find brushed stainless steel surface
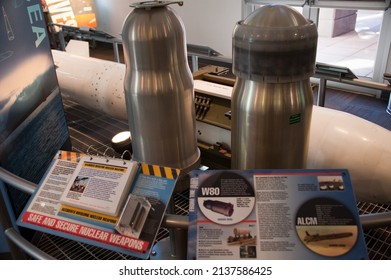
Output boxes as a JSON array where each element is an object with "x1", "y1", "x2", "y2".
[
  {"x1": 231, "y1": 79, "x2": 313, "y2": 169},
  {"x1": 122, "y1": 2, "x2": 200, "y2": 171},
  {"x1": 231, "y1": 5, "x2": 317, "y2": 169}
]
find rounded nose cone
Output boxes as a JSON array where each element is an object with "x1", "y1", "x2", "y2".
[
  {"x1": 233, "y1": 4, "x2": 318, "y2": 83},
  {"x1": 243, "y1": 4, "x2": 309, "y2": 27}
]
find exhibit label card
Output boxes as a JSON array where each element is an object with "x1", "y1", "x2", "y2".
[
  {"x1": 188, "y1": 169, "x2": 368, "y2": 260},
  {"x1": 59, "y1": 155, "x2": 139, "y2": 217}
]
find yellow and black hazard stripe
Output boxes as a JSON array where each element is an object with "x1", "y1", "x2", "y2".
[
  {"x1": 140, "y1": 163, "x2": 180, "y2": 180},
  {"x1": 58, "y1": 150, "x2": 81, "y2": 162}
]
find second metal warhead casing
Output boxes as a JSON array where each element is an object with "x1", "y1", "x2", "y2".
[{"x1": 231, "y1": 4, "x2": 318, "y2": 169}]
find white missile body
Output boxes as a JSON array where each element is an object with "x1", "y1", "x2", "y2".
[
  {"x1": 308, "y1": 106, "x2": 391, "y2": 203},
  {"x1": 52, "y1": 48, "x2": 391, "y2": 204},
  {"x1": 53, "y1": 49, "x2": 127, "y2": 120}
]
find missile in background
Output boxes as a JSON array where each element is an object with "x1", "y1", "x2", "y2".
[
  {"x1": 307, "y1": 105, "x2": 391, "y2": 203},
  {"x1": 52, "y1": 45, "x2": 391, "y2": 204},
  {"x1": 52, "y1": 47, "x2": 127, "y2": 121}
]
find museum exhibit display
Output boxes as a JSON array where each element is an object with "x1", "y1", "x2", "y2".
[{"x1": 1, "y1": 0, "x2": 391, "y2": 260}]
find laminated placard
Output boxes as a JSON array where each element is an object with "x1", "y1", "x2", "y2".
[{"x1": 60, "y1": 154, "x2": 139, "y2": 217}]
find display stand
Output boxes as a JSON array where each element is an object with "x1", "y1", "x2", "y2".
[
  {"x1": 150, "y1": 199, "x2": 188, "y2": 260},
  {"x1": 151, "y1": 232, "x2": 187, "y2": 260}
]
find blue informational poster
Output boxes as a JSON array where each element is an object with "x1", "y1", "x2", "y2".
[
  {"x1": 0, "y1": 0, "x2": 69, "y2": 186},
  {"x1": 0, "y1": 1, "x2": 58, "y2": 142},
  {"x1": 188, "y1": 169, "x2": 368, "y2": 260}
]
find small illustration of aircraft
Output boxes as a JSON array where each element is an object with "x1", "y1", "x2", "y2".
[{"x1": 304, "y1": 231, "x2": 353, "y2": 243}]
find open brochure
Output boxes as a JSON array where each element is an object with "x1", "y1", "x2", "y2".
[
  {"x1": 188, "y1": 169, "x2": 368, "y2": 260},
  {"x1": 17, "y1": 150, "x2": 180, "y2": 259}
]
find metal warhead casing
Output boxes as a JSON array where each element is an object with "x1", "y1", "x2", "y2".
[
  {"x1": 121, "y1": 1, "x2": 200, "y2": 173},
  {"x1": 231, "y1": 5, "x2": 318, "y2": 169}
]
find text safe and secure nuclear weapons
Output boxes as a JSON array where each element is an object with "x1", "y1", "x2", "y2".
[
  {"x1": 121, "y1": 1, "x2": 200, "y2": 173},
  {"x1": 231, "y1": 5, "x2": 318, "y2": 169}
]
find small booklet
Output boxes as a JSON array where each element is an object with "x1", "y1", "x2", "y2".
[{"x1": 59, "y1": 154, "x2": 139, "y2": 217}]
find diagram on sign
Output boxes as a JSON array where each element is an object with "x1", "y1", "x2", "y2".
[
  {"x1": 295, "y1": 197, "x2": 359, "y2": 257},
  {"x1": 197, "y1": 171, "x2": 255, "y2": 225}
]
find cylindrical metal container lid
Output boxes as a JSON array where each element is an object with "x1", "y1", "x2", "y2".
[{"x1": 233, "y1": 5, "x2": 318, "y2": 83}]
